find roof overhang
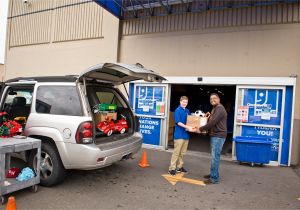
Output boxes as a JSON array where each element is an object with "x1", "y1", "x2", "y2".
[{"x1": 93, "y1": 0, "x2": 300, "y2": 20}]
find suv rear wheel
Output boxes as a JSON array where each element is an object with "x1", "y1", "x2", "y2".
[{"x1": 29, "y1": 142, "x2": 66, "y2": 187}]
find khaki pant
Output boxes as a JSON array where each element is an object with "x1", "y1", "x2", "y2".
[{"x1": 169, "y1": 139, "x2": 189, "y2": 170}]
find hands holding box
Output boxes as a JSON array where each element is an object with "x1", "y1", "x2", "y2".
[
  {"x1": 185, "y1": 125, "x2": 196, "y2": 132},
  {"x1": 186, "y1": 111, "x2": 210, "y2": 133}
]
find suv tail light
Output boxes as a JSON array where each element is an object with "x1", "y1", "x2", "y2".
[
  {"x1": 76, "y1": 121, "x2": 93, "y2": 144},
  {"x1": 134, "y1": 115, "x2": 140, "y2": 132}
]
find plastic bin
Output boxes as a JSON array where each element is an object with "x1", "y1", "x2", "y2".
[{"x1": 234, "y1": 136, "x2": 272, "y2": 166}]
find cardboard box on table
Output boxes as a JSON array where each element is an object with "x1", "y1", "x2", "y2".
[{"x1": 94, "y1": 112, "x2": 117, "y2": 124}]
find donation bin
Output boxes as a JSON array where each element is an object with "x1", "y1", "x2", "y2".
[{"x1": 234, "y1": 136, "x2": 272, "y2": 166}]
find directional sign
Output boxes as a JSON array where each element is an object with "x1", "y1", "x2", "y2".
[{"x1": 162, "y1": 173, "x2": 206, "y2": 186}]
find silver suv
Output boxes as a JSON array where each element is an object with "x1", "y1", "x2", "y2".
[{"x1": 0, "y1": 63, "x2": 164, "y2": 186}]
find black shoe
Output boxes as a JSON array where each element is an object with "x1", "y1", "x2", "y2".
[
  {"x1": 176, "y1": 167, "x2": 188, "y2": 173},
  {"x1": 204, "y1": 179, "x2": 218, "y2": 185},
  {"x1": 168, "y1": 170, "x2": 176, "y2": 176},
  {"x1": 203, "y1": 174, "x2": 211, "y2": 179},
  {"x1": 203, "y1": 179, "x2": 213, "y2": 185}
]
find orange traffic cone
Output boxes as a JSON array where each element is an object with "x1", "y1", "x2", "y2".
[
  {"x1": 6, "y1": 196, "x2": 16, "y2": 210},
  {"x1": 139, "y1": 150, "x2": 150, "y2": 168}
]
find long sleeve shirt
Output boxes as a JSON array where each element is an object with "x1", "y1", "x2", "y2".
[{"x1": 200, "y1": 104, "x2": 227, "y2": 138}]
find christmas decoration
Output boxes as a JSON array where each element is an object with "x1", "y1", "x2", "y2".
[{"x1": 0, "y1": 112, "x2": 23, "y2": 137}]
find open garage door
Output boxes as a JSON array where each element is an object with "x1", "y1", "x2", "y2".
[{"x1": 168, "y1": 84, "x2": 236, "y2": 156}]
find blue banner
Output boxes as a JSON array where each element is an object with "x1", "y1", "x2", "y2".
[
  {"x1": 139, "y1": 117, "x2": 161, "y2": 145},
  {"x1": 134, "y1": 86, "x2": 165, "y2": 116},
  {"x1": 243, "y1": 89, "x2": 282, "y2": 125},
  {"x1": 241, "y1": 126, "x2": 280, "y2": 161}
]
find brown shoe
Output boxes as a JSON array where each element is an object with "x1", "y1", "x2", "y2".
[{"x1": 203, "y1": 174, "x2": 210, "y2": 179}]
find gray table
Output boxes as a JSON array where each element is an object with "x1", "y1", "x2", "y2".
[{"x1": 0, "y1": 136, "x2": 41, "y2": 204}]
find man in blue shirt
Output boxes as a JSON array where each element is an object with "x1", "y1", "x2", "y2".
[{"x1": 168, "y1": 96, "x2": 194, "y2": 176}]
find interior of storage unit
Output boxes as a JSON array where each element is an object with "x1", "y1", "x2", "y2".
[{"x1": 168, "y1": 84, "x2": 236, "y2": 156}]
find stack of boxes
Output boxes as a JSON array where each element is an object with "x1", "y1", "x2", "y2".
[{"x1": 94, "y1": 103, "x2": 117, "y2": 124}]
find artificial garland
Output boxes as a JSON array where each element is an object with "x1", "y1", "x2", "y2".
[{"x1": 0, "y1": 112, "x2": 22, "y2": 137}]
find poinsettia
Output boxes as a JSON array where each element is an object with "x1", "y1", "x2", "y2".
[{"x1": 1, "y1": 120, "x2": 22, "y2": 137}]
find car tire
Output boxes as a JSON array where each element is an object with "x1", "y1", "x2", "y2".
[{"x1": 29, "y1": 142, "x2": 66, "y2": 187}]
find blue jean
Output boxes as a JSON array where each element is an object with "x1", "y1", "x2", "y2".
[{"x1": 210, "y1": 136, "x2": 226, "y2": 183}]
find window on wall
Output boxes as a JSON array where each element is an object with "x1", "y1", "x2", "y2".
[{"x1": 36, "y1": 86, "x2": 83, "y2": 116}]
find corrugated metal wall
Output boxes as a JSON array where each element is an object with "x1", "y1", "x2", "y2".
[
  {"x1": 54, "y1": 0, "x2": 103, "y2": 42},
  {"x1": 8, "y1": 0, "x2": 103, "y2": 48},
  {"x1": 9, "y1": 0, "x2": 52, "y2": 47},
  {"x1": 122, "y1": 2, "x2": 300, "y2": 36}
]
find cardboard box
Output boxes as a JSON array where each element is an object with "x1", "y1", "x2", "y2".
[
  {"x1": 94, "y1": 112, "x2": 117, "y2": 124},
  {"x1": 186, "y1": 115, "x2": 208, "y2": 128}
]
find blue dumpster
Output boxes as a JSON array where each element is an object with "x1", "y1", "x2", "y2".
[{"x1": 234, "y1": 136, "x2": 273, "y2": 166}]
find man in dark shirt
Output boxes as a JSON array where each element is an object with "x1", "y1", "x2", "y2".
[{"x1": 198, "y1": 93, "x2": 227, "y2": 184}]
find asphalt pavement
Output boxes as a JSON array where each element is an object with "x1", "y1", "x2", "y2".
[{"x1": 2, "y1": 149, "x2": 300, "y2": 210}]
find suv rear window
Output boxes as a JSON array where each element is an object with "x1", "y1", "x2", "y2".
[
  {"x1": 87, "y1": 86, "x2": 127, "y2": 109},
  {"x1": 36, "y1": 86, "x2": 83, "y2": 116}
]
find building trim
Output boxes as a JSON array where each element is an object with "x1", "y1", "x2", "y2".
[{"x1": 162, "y1": 76, "x2": 296, "y2": 86}]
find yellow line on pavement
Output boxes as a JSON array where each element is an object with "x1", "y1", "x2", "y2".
[{"x1": 162, "y1": 173, "x2": 206, "y2": 186}]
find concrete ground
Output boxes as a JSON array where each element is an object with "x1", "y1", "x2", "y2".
[{"x1": 3, "y1": 149, "x2": 300, "y2": 210}]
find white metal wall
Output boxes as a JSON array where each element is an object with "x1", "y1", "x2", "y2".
[{"x1": 8, "y1": 0, "x2": 103, "y2": 47}]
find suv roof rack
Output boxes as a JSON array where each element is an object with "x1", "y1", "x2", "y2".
[{"x1": 5, "y1": 75, "x2": 78, "y2": 83}]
